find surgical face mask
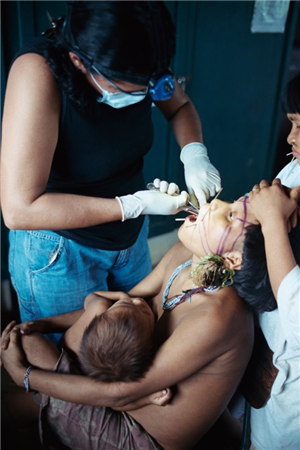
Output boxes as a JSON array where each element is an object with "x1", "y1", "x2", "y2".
[{"x1": 90, "y1": 71, "x2": 147, "y2": 109}]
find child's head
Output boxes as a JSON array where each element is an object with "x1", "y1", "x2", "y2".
[
  {"x1": 282, "y1": 73, "x2": 300, "y2": 165},
  {"x1": 281, "y1": 73, "x2": 300, "y2": 115},
  {"x1": 78, "y1": 298, "x2": 155, "y2": 382},
  {"x1": 233, "y1": 221, "x2": 300, "y2": 313}
]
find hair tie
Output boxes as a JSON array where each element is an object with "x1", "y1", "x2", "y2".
[{"x1": 190, "y1": 254, "x2": 235, "y2": 289}]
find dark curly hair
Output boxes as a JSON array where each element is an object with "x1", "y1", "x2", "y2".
[
  {"x1": 42, "y1": 33, "x2": 97, "y2": 112},
  {"x1": 234, "y1": 222, "x2": 300, "y2": 314},
  {"x1": 78, "y1": 309, "x2": 154, "y2": 382},
  {"x1": 281, "y1": 73, "x2": 300, "y2": 114},
  {"x1": 40, "y1": 1, "x2": 176, "y2": 112}
]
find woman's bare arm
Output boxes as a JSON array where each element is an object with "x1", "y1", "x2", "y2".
[
  {"x1": 1, "y1": 54, "x2": 122, "y2": 231},
  {"x1": 155, "y1": 78, "x2": 203, "y2": 148}
]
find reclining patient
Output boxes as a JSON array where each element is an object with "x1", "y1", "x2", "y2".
[{"x1": 1, "y1": 180, "x2": 299, "y2": 450}]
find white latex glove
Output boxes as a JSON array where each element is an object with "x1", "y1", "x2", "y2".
[
  {"x1": 152, "y1": 178, "x2": 180, "y2": 195},
  {"x1": 116, "y1": 185, "x2": 188, "y2": 221},
  {"x1": 180, "y1": 142, "x2": 221, "y2": 207}
]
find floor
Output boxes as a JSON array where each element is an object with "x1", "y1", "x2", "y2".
[{"x1": 148, "y1": 228, "x2": 178, "y2": 267}]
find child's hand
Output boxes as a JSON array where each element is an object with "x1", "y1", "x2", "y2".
[
  {"x1": 0, "y1": 324, "x2": 28, "y2": 385},
  {"x1": 1, "y1": 320, "x2": 17, "y2": 359},
  {"x1": 13, "y1": 320, "x2": 48, "y2": 336},
  {"x1": 249, "y1": 179, "x2": 300, "y2": 231}
]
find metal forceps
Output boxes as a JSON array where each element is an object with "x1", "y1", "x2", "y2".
[{"x1": 146, "y1": 182, "x2": 199, "y2": 215}]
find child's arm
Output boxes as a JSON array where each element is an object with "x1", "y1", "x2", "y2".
[
  {"x1": 84, "y1": 242, "x2": 183, "y2": 318},
  {"x1": 12, "y1": 309, "x2": 84, "y2": 337},
  {"x1": 84, "y1": 290, "x2": 130, "y2": 309},
  {"x1": 128, "y1": 241, "x2": 184, "y2": 316},
  {"x1": 62, "y1": 290, "x2": 135, "y2": 354},
  {"x1": 249, "y1": 179, "x2": 300, "y2": 299},
  {"x1": 12, "y1": 290, "x2": 124, "y2": 339}
]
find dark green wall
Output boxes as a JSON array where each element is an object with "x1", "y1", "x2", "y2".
[{"x1": 1, "y1": 1, "x2": 299, "y2": 277}]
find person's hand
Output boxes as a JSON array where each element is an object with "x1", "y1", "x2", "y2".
[
  {"x1": 116, "y1": 181, "x2": 188, "y2": 221},
  {"x1": 11, "y1": 320, "x2": 47, "y2": 337},
  {"x1": 1, "y1": 322, "x2": 28, "y2": 386},
  {"x1": 0, "y1": 320, "x2": 17, "y2": 358},
  {"x1": 180, "y1": 143, "x2": 221, "y2": 207},
  {"x1": 249, "y1": 179, "x2": 300, "y2": 231},
  {"x1": 144, "y1": 388, "x2": 172, "y2": 407},
  {"x1": 149, "y1": 178, "x2": 180, "y2": 195}
]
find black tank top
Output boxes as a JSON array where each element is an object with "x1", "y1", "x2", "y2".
[{"x1": 13, "y1": 36, "x2": 154, "y2": 250}]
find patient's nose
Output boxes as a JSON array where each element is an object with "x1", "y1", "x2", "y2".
[{"x1": 210, "y1": 199, "x2": 221, "y2": 211}]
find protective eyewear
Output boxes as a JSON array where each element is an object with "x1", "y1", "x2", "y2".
[{"x1": 91, "y1": 66, "x2": 175, "y2": 101}]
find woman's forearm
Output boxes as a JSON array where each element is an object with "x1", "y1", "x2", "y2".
[
  {"x1": 36, "y1": 310, "x2": 84, "y2": 333},
  {"x1": 2, "y1": 192, "x2": 122, "y2": 230},
  {"x1": 28, "y1": 368, "x2": 134, "y2": 407},
  {"x1": 170, "y1": 100, "x2": 203, "y2": 149}
]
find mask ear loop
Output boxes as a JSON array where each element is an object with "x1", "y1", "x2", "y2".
[{"x1": 201, "y1": 188, "x2": 223, "y2": 222}]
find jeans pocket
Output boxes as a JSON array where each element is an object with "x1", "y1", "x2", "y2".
[{"x1": 26, "y1": 230, "x2": 65, "y2": 274}]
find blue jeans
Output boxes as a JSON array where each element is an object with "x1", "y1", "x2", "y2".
[{"x1": 9, "y1": 217, "x2": 152, "y2": 343}]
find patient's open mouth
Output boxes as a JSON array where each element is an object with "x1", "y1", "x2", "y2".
[{"x1": 188, "y1": 215, "x2": 197, "y2": 223}]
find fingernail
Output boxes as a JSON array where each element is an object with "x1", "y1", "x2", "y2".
[
  {"x1": 20, "y1": 330, "x2": 25, "y2": 335},
  {"x1": 162, "y1": 389, "x2": 167, "y2": 394}
]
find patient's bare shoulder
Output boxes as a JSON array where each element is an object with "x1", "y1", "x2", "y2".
[{"x1": 184, "y1": 287, "x2": 253, "y2": 353}]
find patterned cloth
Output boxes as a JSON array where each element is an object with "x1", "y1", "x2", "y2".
[{"x1": 34, "y1": 350, "x2": 163, "y2": 450}]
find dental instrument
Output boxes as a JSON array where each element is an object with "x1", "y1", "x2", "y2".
[{"x1": 201, "y1": 187, "x2": 224, "y2": 221}]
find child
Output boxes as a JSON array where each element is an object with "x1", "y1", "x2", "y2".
[
  {"x1": 14, "y1": 290, "x2": 156, "y2": 383},
  {"x1": 240, "y1": 73, "x2": 300, "y2": 450},
  {"x1": 232, "y1": 73, "x2": 300, "y2": 450},
  {"x1": 2, "y1": 182, "x2": 299, "y2": 450},
  {"x1": 277, "y1": 72, "x2": 300, "y2": 186}
]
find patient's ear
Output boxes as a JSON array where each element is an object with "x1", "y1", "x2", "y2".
[{"x1": 223, "y1": 251, "x2": 243, "y2": 270}]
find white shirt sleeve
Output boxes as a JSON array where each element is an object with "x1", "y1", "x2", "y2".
[{"x1": 277, "y1": 265, "x2": 300, "y2": 349}]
